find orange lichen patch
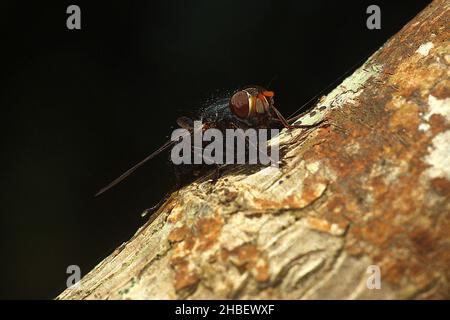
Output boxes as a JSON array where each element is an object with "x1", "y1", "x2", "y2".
[
  {"x1": 173, "y1": 228, "x2": 196, "y2": 254},
  {"x1": 430, "y1": 79, "x2": 450, "y2": 100},
  {"x1": 305, "y1": 216, "x2": 348, "y2": 236},
  {"x1": 303, "y1": 127, "x2": 345, "y2": 161},
  {"x1": 169, "y1": 225, "x2": 201, "y2": 292},
  {"x1": 408, "y1": 224, "x2": 437, "y2": 256},
  {"x1": 352, "y1": 219, "x2": 405, "y2": 249},
  {"x1": 168, "y1": 225, "x2": 190, "y2": 243},
  {"x1": 170, "y1": 230, "x2": 195, "y2": 266},
  {"x1": 377, "y1": 176, "x2": 424, "y2": 217},
  {"x1": 304, "y1": 124, "x2": 382, "y2": 183},
  {"x1": 227, "y1": 244, "x2": 259, "y2": 269},
  {"x1": 300, "y1": 175, "x2": 328, "y2": 200},
  {"x1": 394, "y1": 63, "x2": 443, "y2": 98},
  {"x1": 224, "y1": 244, "x2": 269, "y2": 283},
  {"x1": 168, "y1": 216, "x2": 223, "y2": 288},
  {"x1": 306, "y1": 217, "x2": 332, "y2": 233},
  {"x1": 170, "y1": 258, "x2": 200, "y2": 292},
  {"x1": 195, "y1": 216, "x2": 223, "y2": 251},
  {"x1": 279, "y1": 193, "x2": 313, "y2": 209},
  {"x1": 183, "y1": 233, "x2": 196, "y2": 252},
  {"x1": 251, "y1": 197, "x2": 283, "y2": 209},
  {"x1": 219, "y1": 247, "x2": 230, "y2": 262},
  {"x1": 344, "y1": 160, "x2": 444, "y2": 289},
  {"x1": 326, "y1": 196, "x2": 346, "y2": 215},
  {"x1": 166, "y1": 205, "x2": 183, "y2": 224},
  {"x1": 388, "y1": 101, "x2": 421, "y2": 133},
  {"x1": 313, "y1": 125, "x2": 333, "y2": 140},
  {"x1": 368, "y1": 175, "x2": 389, "y2": 203},
  {"x1": 429, "y1": 114, "x2": 449, "y2": 135},
  {"x1": 375, "y1": 219, "x2": 446, "y2": 290},
  {"x1": 345, "y1": 238, "x2": 365, "y2": 257},
  {"x1": 252, "y1": 194, "x2": 314, "y2": 211},
  {"x1": 379, "y1": 258, "x2": 406, "y2": 286},
  {"x1": 284, "y1": 194, "x2": 306, "y2": 208},
  {"x1": 250, "y1": 177, "x2": 327, "y2": 211},
  {"x1": 386, "y1": 40, "x2": 445, "y2": 98},
  {"x1": 254, "y1": 260, "x2": 270, "y2": 283},
  {"x1": 384, "y1": 96, "x2": 406, "y2": 112},
  {"x1": 433, "y1": 243, "x2": 450, "y2": 282},
  {"x1": 430, "y1": 177, "x2": 450, "y2": 197}
]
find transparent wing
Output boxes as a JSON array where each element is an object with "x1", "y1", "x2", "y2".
[{"x1": 95, "y1": 139, "x2": 176, "y2": 197}]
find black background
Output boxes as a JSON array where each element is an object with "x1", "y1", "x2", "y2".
[{"x1": 1, "y1": 0, "x2": 431, "y2": 299}]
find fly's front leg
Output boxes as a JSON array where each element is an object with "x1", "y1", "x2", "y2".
[
  {"x1": 269, "y1": 104, "x2": 291, "y2": 128},
  {"x1": 269, "y1": 104, "x2": 319, "y2": 129}
]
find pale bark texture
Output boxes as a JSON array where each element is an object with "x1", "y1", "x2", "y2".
[{"x1": 58, "y1": 0, "x2": 449, "y2": 299}]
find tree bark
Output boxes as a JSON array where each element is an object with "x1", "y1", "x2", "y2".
[{"x1": 58, "y1": 0, "x2": 450, "y2": 299}]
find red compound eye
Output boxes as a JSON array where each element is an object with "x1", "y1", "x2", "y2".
[{"x1": 229, "y1": 91, "x2": 250, "y2": 118}]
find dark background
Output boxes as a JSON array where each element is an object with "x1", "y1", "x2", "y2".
[{"x1": 0, "y1": 0, "x2": 431, "y2": 299}]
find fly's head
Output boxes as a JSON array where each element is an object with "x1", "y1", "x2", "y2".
[{"x1": 229, "y1": 86, "x2": 275, "y2": 123}]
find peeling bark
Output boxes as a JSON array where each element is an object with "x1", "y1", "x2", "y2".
[{"x1": 58, "y1": 0, "x2": 450, "y2": 300}]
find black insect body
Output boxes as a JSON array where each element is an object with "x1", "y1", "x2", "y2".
[{"x1": 181, "y1": 86, "x2": 291, "y2": 132}]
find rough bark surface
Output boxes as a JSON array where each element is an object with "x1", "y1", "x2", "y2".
[{"x1": 58, "y1": 0, "x2": 449, "y2": 299}]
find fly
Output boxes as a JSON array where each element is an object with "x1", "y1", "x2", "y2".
[
  {"x1": 95, "y1": 54, "x2": 371, "y2": 196},
  {"x1": 95, "y1": 85, "x2": 310, "y2": 197}
]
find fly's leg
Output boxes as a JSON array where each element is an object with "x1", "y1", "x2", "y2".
[
  {"x1": 269, "y1": 104, "x2": 292, "y2": 128},
  {"x1": 287, "y1": 113, "x2": 306, "y2": 123},
  {"x1": 270, "y1": 116, "x2": 319, "y2": 129},
  {"x1": 269, "y1": 104, "x2": 321, "y2": 129}
]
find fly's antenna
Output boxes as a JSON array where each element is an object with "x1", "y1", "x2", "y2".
[{"x1": 288, "y1": 53, "x2": 372, "y2": 119}]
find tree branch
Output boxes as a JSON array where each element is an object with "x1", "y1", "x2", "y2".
[{"x1": 58, "y1": 0, "x2": 450, "y2": 299}]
